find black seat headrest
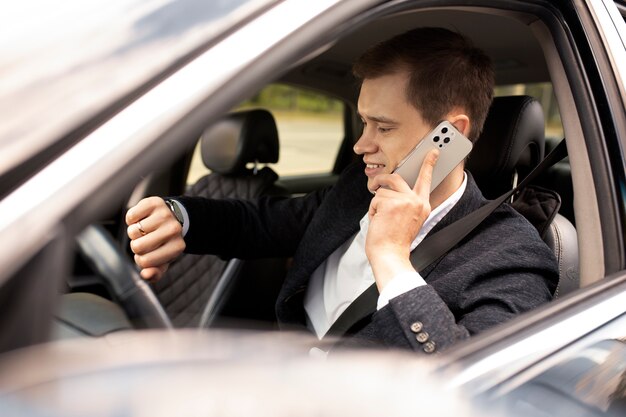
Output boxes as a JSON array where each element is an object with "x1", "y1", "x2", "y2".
[
  {"x1": 467, "y1": 96, "x2": 545, "y2": 199},
  {"x1": 200, "y1": 109, "x2": 279, "y2": 175}
]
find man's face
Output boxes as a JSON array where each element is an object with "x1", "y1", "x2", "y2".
[{"x1": 354, "y1": 72, "x2": 433, "y2": 193}]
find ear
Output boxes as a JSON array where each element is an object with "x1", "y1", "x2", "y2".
[{"x1": 447, "y1": 113, "x2": 471, "y2": 138}]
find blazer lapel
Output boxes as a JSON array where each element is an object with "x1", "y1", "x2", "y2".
[
  {"x1": 419, "y1": 172, "x2": 487, "y2": 277},
  {"x1": 276, "y1": 163, "x2": 371, "y2": 325}
]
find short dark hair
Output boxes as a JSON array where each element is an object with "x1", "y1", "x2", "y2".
[{"x1": 352, "y1": 27, "x2": 494, "y2": 142}]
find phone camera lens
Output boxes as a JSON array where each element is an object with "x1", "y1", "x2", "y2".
[
  {"x1": 444, "y1": 137, "x2": 450, "y2": 144},
  {"x1": 439, "y1": 144, "x2": 443, "y2": 148},
  {"x1": 441, "y1": 127, "x2": 448, "y2": 134},
  {"x1": 433, "y1": 136, "x2": 440, "y2": 142}
]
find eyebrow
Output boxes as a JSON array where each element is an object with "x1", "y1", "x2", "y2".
[{"x1": 358, "y1": 112, "x2": 399, "y2": 125}]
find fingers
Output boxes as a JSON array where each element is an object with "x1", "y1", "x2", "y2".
[
  {"x1": 126, "y1": 197, "x2": 164, "y2": 226},
  {"x1": 128, "y1": 221, "x2": 147, "y2": 240},
  {"x1": 130, "y1": 220, "x2": 183, "y2": 255},
  {"x1": 368, "y1": 151, "x2": 437, "y2": 222},
  {"x1": 140, "y1": 264, "x2": 169, "y2": 282},
  {"x1": 126, "y1": 196, "x2": 185, "y2": 281},
  {"x1": 133, "y1": 238, "x2": 185, "y2": 272},
  {"x1": 369, "y1": 186, "x2": 428, "y2": 220},
  {"x1": 413, "y1": 149, "x2": 439, "y2": 198},
  {"x1": 126, "y1": 197, "x2": 175, "y2": 240},
  {"x1": 126, "y1": 208, "x2": 182, "y2": 244},
  {"x1": 368, "y1": 183, "x2": 397, "y2": 220},
  {"x1": 370, "y1": 173, "x2": 412, "y2": 193}
]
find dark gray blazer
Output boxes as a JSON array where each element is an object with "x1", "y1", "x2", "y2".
[{"x1": 179, "y1": 162, "x2": 558, "y2": 354}]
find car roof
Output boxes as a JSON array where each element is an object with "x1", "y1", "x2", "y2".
[
  {"x1": 281, "y1": 8, "x2": 548, "y2": 103},
  {"x1": 0, "y1": 0, "x2": 274, "y2": 194}
]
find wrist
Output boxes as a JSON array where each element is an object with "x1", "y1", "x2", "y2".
[{"x1": 369, "y1": 251, "x2": 415, "y2": 291}]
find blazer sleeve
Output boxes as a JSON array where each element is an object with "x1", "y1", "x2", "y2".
[
  {"x1": 352, "y1": 210, "x2": 559, "y2": 354},
  {"x1": 175, "y1": 187, "x2": 331, "y2": 259}
]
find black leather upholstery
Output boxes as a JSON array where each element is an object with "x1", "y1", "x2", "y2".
[
  {"x1": 544, "y1": 213, "x2": 580, "y2": 297},
  {"x1": 153, "y1": 109, "x2": 286, "y2": 327},
  {"x1": 468, "y1": 95, "x2": 578, "y2": 297},
  {"x1": 539, "y1": 138, "x2": 577, "y2": 295},
  {"x1": 153, "y1": 168, "x2": 281, "y2": 327},
  {"x1": 467, "y1": 96, "x2": 545, "y2": 199},
  {"x1": 538, "y1": 137, "x2": 575, "y2": 226}
]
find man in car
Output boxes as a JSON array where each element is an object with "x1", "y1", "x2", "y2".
[{"x1": 125, "y1": 27, "x2": 558, "y2": 354}]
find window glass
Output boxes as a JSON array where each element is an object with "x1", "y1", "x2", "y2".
[
  {"x1": 492, "y1": 307, "x2": 626, "y2": 416},
  {"x1": 187, "y1": 84, "x2": 345, "y2": 184},
  {"x1": 494, "y1": 82, "x2": 564, "y2": 140}
]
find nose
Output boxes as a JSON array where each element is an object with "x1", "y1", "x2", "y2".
[{"x1": 353, "y1": 130, "x2": 377, "y2": 155}]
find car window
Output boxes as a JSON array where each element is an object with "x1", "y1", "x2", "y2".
[
  {"x1": 187, "y1": 84, "x2": 345, "y2": 184},
  {"x1": 489, "y1": 307, "x2": 626, "y2": 417},
  {"x1": 488, "y1": 338, "x2": 626, "y2": 416},
  {"x1": 495, "y1": 82, "x2": 564, "y2": 140}
]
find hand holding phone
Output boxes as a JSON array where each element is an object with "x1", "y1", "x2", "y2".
[{"x1": 393, "y1": 121, "x2": 472, "y2": 192}]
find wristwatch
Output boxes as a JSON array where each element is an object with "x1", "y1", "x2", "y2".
[{"x1": 163, "y1": 198, "x2": 184, "y2": 227}]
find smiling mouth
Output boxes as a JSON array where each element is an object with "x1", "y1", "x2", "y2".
[{"x1": 366, "y1": 163, "x2": 384, "y2": 169}]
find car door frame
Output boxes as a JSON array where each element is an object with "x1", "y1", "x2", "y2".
[{"x1": 433, "y1": 0, "x2": 626, "y2": 395}]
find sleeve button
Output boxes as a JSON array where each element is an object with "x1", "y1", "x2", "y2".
[
  {"x1": 415, "y1": 332, "x2": 429, "y2": 343},
  {"x1": 423, "y1": 341, "x2": 436, "y2": 354},
  {"x1": 410, "y1": 321, "x2": 423, "y2": 333}
]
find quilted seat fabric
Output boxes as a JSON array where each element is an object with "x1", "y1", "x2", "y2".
[{"x1": 152, "y1": 167, "x2": 279, "y2": 327}]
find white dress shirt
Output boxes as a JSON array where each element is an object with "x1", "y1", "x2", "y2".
[{"x1": 304, "y1": 173, "x2": 467, "y2": 339}]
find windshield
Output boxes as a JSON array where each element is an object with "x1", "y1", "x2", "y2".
[{"x1": 0, "y1": 0, "x2": 274, "y2": 179}]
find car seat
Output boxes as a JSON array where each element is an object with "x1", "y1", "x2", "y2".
[
  {"x1": 467, "y1": 95, "x2": 579, "y2": 297},
  {"x1": 152, "y1": 109, "x2": 288, "y2": 327},
  {"x1": 539, "y1": 137, "x2": 575, "y2": 226}
]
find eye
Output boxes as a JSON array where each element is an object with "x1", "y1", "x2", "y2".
[{"x1": 377, "y1": 126, "x2": 392, "y2": 133}]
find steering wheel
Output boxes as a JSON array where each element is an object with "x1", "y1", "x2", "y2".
[{"x1": 75, "y1": 225, "x2": 173, "y2": 329}]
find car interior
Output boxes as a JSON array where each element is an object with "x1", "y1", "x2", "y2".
[{"x1": 47, "y1": 4, "x2": 607, "y2": 348}]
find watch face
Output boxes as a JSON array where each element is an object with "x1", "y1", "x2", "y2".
[{"x1": 166, "y1": 199, "x2": 184, "y2": 225}]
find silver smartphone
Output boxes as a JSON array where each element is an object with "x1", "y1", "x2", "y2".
[{"x1": 393, "y1": 121, "x2": 473, "y2": 192}]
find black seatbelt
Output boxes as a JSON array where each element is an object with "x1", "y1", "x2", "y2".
[
  {"x1": 325, "y1": 139, "x2": 568, "y2": 340},
  {"x1": 325, "y1": 283, "x2": 379, "y2": 338}
]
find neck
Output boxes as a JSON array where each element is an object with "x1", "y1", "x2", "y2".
[{"x1": 429, "y1": 165, "x2": 465, "y2": 209}]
